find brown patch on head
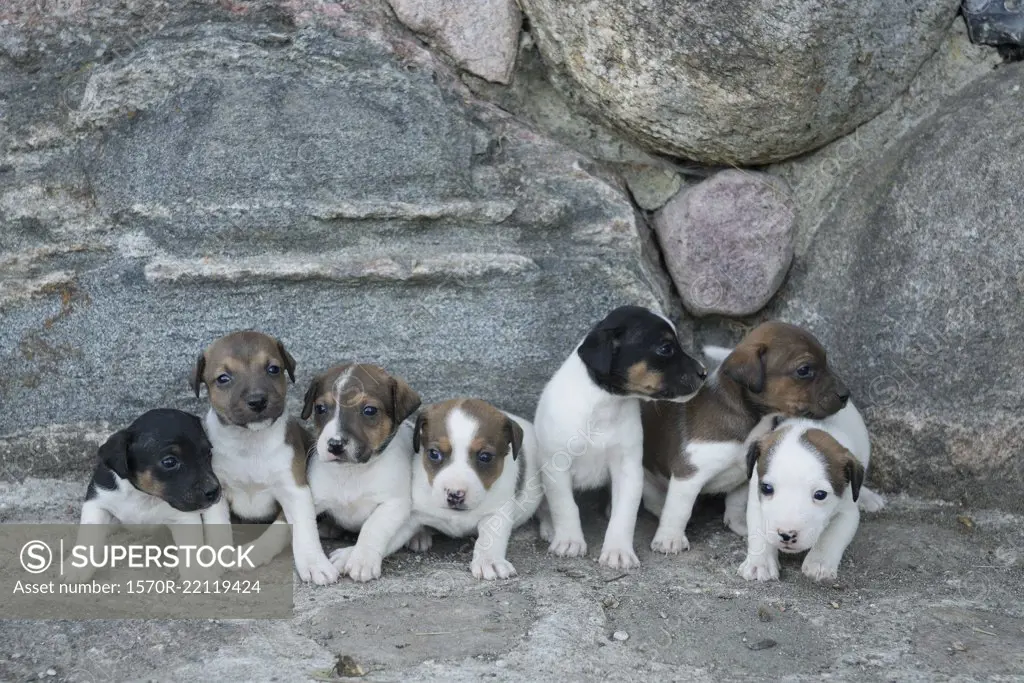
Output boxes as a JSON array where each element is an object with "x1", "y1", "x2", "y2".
[
  {"x1": 301, "y1": 365, "x2": 348, "y2": 437},
  {"x1": 751, "y1": 425, "x2": 790, "y2": 483},
  {"x1": 134, "y1": 469, "x2": 166, "y2": 499},
  {"x1": 801, "y1": 429, "x2": 864, "y2": 501},
  {"x1": 414, "y1": 399, "x2": 522, "y2": 491},
  {"x1": 191, "y1": 331, "x2": 297, "y2": 426},
  {"x1": 625, "y1": 360, "x2": 665, "y2": 396},
  {"x1": 330, "y1": 364, "x2": 421, "y2": 462},
  {"x1": 721, "y1": 322, "x2": 850, "y2": 420}
]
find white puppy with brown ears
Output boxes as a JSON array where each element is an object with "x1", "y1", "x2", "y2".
[{"x1": 739, "y1": 402, "x2": 884, "y2": 582}]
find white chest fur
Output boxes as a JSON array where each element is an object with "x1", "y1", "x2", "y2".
[
  {"x1": 204, "y1": 410, "x2": 296, "y2": 520},
  {"x1": 309, "y1": 423, "x2": 415, "y2": 531}
]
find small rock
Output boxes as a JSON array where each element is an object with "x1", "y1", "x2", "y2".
[
  {"x1": 653, "y1": 170, "x2": 795, "y2": 317},
  {"x1": 46, "y1": 670, "x2": 56, "y2": 677},
  {"x1": 601, "y1": 597, "x2": 619, "y2": 609},
  {"x1": 957, "y1": 515, "x2": 975, "y2": 530},
  {"x1": 659, "y1": 612, "x2": 667, "y2": 620},
  {"x1": 830, "y1": 601, "x2": 841, "y2": 609},
  {"x1": 612, "y1": 631, "x2": 629, "y2": 642},
  {"x1": 747, "y1": 639, "x2": 777, "y2": 651},
  {"x1": 332, "y1": 655, "x2": 366, "y2": 678},
  {"x1": 757, "y1": 606, "x2": 773, "y2": 623},
  {"x1": 622, "y1": 166, "x2": 684, "y2": 211}
]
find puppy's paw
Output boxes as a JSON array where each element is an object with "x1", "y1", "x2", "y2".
[
  {"x1": 857, "y1": 487, "x2": 886, "y2": 513},
  {"x1": 724, "y1": 512, "x2": 748, "y2": 537},
  {"x1": 295, "y1": 551, "x2": 340, "y2": 585},
  {"x1": 406, "y1": 529, "x2": 433, "y2": 553},
  {"x1": 598, "y1": 546, "x2": 640, "y2": 570},
  {"x1": 548, "y1": 536, "x2": 587, "y2": 558},
  {"x1": 538, "y1": 518, "x2": 554, "y2": 543},
  {"x1": 471, "y1": 555, "x2": 517, "y2": 580},
  {"x1": 739, "y1": 554, "x2": 780, "y2": 582},
  {"x1": 329, "y1": 546, "x2": 353, "y2": 571},
  {"x1": 344, "y1": 547, "x2": 383, "y2": 583},
  {"x1": 238, "y1": 542, "x2": 277, "y2": 570},
  {"x1": 801, "y1": 555, "x2": 839, "y2": 582},
  {"x1": 651, "y1": 531, "x2": 690, "y2": 554},
  {"x1": 61, "y1": 563, "x2": 96, "y2": 585}
]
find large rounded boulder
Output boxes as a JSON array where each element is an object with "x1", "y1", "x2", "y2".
[{"x1": 519, "y1": 0, "x2": 958, "y2": 164}]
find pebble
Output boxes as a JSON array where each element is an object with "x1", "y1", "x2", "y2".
[
  {"x1": 612, "y1": 631, "x2": 629, "y2": 642},
  {"x1": 747, "y1": 639, "x2": 777, "y2": 651}
]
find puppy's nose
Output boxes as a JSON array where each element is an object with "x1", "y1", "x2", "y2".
[
  {"x1": 247, "y1": 393, "x2": 268, "y2": 413},
  {"x1": 446, "y1": 489, "x2": 466, "y2": 509},
  {"x1": 327, "y1": 438, "x2": 347, "y2": 456},
  {"x1": 777, "y1": 530, "x2": 798, "y2": 543},
  {"x1": 837, "y1": 387, "x2": 851, "y2": 406},
  {"x1": 697, "y1": 364, "x2": 708, "y2": 381},
  {"x1": 203, "y1": 483, "x2": 221, "y2": 503}
]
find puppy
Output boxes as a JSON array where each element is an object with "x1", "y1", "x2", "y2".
[
  {"x1": 301, "y1": 364, "x2": 421, "y2": 582},
  {"x1": 407, "y1": 399, "x2": 542, "y2": 580},
  {"x1": 641, "y1": 322, "x2": 851, "y2": 554},
  {"x1": 66, "y1": 409, "x2": 221, "y2": 582},
  {"x1": 534, "y1": 305, "x2": 706, "y2": 569},
  {"x1": 739, "y1": 402, "x2": 882, "y2": 582},
  {"x1": 194, "y1": 331, "x2": 338, "y2": 585}
]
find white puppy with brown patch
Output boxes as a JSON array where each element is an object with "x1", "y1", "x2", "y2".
[{"x1": 739, "y1": 402, "x2": 884, "y2": 582}]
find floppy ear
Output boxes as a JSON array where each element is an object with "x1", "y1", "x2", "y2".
[
  {"x1": 577, "y1": 328, "x2": 616, "y2": 377},
  {"x1": 745, "y1": 441, "x2": 761, "y2": 481},
  {"x1": 277, "y1": 340, "x2": 297, "y2": 383},
  {"x1": 412, "y1": 412, "x2": 426, "y2": 454},
  {"x1": 504, "y1": 418, "x2": 524, "y2": 461},
  {"x1": 300, "y1": 376, "x2": 321, "y2": 421},
  {"x1": 391, "y1": 377, "x2": 421, "y2": 424},
  {"x1": 723, "y1": 343, "x2": 766, "y2": 393},
  {"x1": 846, "y1": 457, "x2": 865, "y2": 502},
  {"x1": 190, "y1": 352, "x2": 206, "y2": 397},
  {"x1": 98, "y1": 429, "x2": 131, "y2": 479}
]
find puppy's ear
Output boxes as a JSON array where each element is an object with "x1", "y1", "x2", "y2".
[
  {"x1": 301, "y1": 376, "x2": 321, "y2": 421},
  {"x1": 412, "y1": 412, "x2": 426, "y2": 454},
  {"x1": 190, "y1": 352, "x2": 206, "y2": 398},
  {"x1": 745, "y1": 441, "x2": 761, "y2": 481},
  {"x1": 577, "y1": 328, "x2": 617, "y2": 377},
  {"x1": 277, "y1": 340, "x2": 297, "y2": 383},
  {"x1": 846, "y1": 457, "x2": 865, "y2": 502},
  {"x1": 505, "y1": 418, "x2": 524, "y2": 461},
  {"x1": 391, "y1": 377, "x2": 421, "y2": 425},
  {"x1": 98, "y1": 429, "x2": 131, "y2": 479},
  {"x1": 723, "y1": 343, "x2": 766, "y2": 393}
]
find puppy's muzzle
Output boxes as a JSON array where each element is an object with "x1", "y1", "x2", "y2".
[
  {"x1": 776, "y1": 529, "x2": 801, "y2": 552},
  {"x1": 202, "y1": 481, "x2": 222, "y2": 506},
  {"x1": 245, "y1": 391, "x2": 269, "y2": 414},
  {"x1": 445, "y1": 489, "x2": 467, "y2": 510},
  {"x1": 326, "y1": 437, "x2": 348, "y2": 458}
]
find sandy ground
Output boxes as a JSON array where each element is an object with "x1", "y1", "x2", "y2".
[{"x1": 1, "y1": 478, "x2": 1022, "y2": 682}]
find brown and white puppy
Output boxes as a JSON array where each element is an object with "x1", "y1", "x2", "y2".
[
  {"x1": 194, "y1": 330, "x2": 339, "y2": 585},
  {"x1": 641, "y1": 322, "x2": 851, "y2": 554},
  {"x1": 302, "y1": 363, "x2": 421, "y2": 582}
]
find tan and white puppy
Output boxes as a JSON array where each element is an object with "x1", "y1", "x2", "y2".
[
  {"x1": 739, "y1": 402, "x2": 882, "y2": 582},
  {"x1": 301, "y1": 364, "x2": 421, "y2": 583},
  {"x1": 408, "y1": 399, "x2": 541, "y2": 580},
  {"x1": 194, "y1": 331, "x2": 339, "y2": 585},
  {"x1": 641, "y1": 322, "x2": 851, "y2": 554}
]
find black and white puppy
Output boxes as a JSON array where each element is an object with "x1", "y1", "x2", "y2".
[
  {"x1": 534, "y1": 305, "x2": 706, "y2": 569},
  {"x1": 66, "y1": 409, "x2": 222, "y2": 582}
]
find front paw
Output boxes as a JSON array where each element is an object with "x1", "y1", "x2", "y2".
[
  {"x1": 739, "y1": 553, "x2": 780, "y2": 581},
  {"x1": 471, "y1": 555, "x2": 517, "y2": 580},
  {"x1": 548, "y1": 536, "x2": 587, "y2": 558},
  {"x1": 61, "y1": 563, "x2": 95, "y2": 584},
  {"x1": 651, "y1": 530, "x2": 690, "y2": 554},
  {"x1": 598, "y1": 546, "x2": 639, "y2": 570},
  {"x1": 295, "y1": 551, "x2": 340, "y2": 585},
  {"x1": 343, "y1": 547, "x2": 383, "y2": 583},
  {"x1": 724, "y1": 512, "x2": 748, "y2": 536},
  {"x1": 406, "y1": 529, "x2": 433, "y2": 553},
  {"x1": 538, "y1": 518, "x2": 554, "y2": 542},
  {"x1": 801, "y1": 555, "x2": 839, "y2": 582}
]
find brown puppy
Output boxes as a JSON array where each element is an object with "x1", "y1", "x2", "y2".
[
  {"x1": 641, "y1": 322, "x2": 850, "y2": 554},
  {"x1": 195, "y1": 331, "x2": 339, "y2": 585}
]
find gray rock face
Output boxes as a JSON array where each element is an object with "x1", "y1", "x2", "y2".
[
  {"x1": 775, "y1": 63, "x2": 1024, "y2": 512},
  {"x1": 519, "y1": 0, "x2": 959, "y2": 164},
  {"x1": 0, "y1": 5, "x2": 671, "y2": 479},
  {"x1": 388, "y1": 0, "x2": 521, "y2": 83},
  {"x1": 654, "y1": 171, "x2": 795, "y2": 317}
]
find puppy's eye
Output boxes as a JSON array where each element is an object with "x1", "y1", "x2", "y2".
[
  {"x1": 314, "y1": 404, "x2": 328, "y2": 415},
  {"x1": 477, "y1": 451, "x2": 495, "y2": 464},
  {"x1": 759, "y1": 482, "x2": 774, "y2": 496},
  {"x1": 267, "y1": 364, "x2": 281, "y2": 375},
  {"x1": 655, "y1": 342, "x2": 675, "y2": 357},
  {"x1": 160, "y1": 456, "x2": 180, "y2": 471},
  {"x1": 795, "y1": 364, "x2": 815, "y2": 379},
  {"x1": 427, "y1": 448, "x2": 443, "y2": 462},
  {"x1": 813, "y1": 490, "x2": 828, "y2": 501},
  {"x1": 216, "y1": 374, "x2": 231, "y2": 385},
  {"x1": 362, "y1": 405, "x2": 378, "y2": 417}
]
